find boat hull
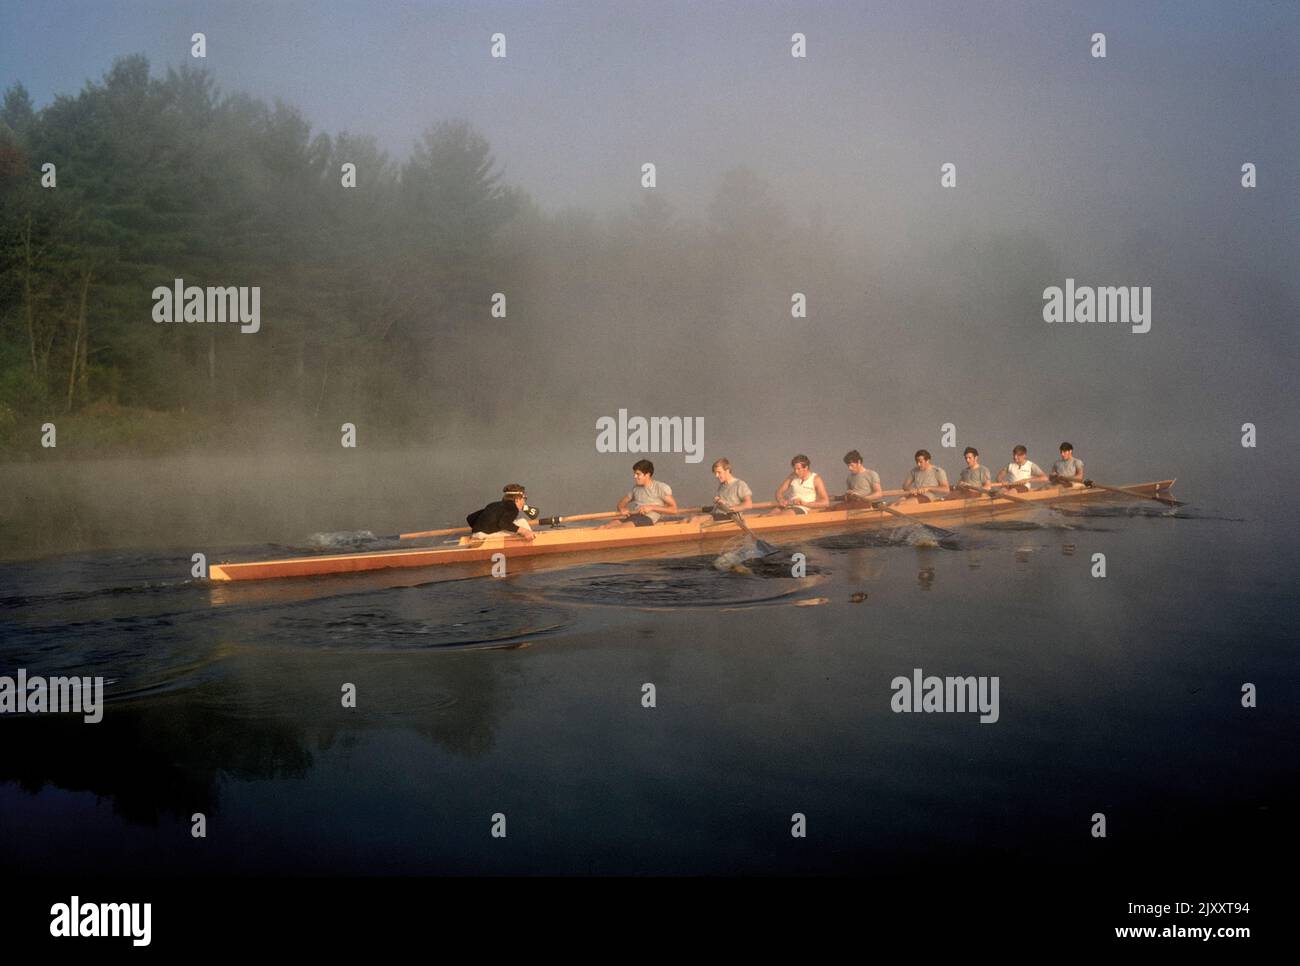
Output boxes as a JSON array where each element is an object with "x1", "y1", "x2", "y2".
[{"x1": 208, "y1": 480, "x2": 1175, "y2": 582}]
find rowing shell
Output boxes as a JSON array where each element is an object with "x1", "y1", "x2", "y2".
[{"x1": 208, "y1": 480, "x2": 1175, "y2": 582}]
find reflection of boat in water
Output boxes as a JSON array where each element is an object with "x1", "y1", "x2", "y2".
[{"x1": 209, "y1": 480, "x2": 1175, "y2": 582}]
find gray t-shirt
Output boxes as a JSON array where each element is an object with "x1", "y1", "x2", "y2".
[
  {"x1": 714, "y1": 478, "x2": 753, "y2": 508},
  {"x1": 846, "y1": 469, "x2": 881, "y2": 496},
  {"x1": 907, "y1": 465, "x2": 949, "y2": 489},
  {"x1": 1053, "y1": 457, "x2": 1084, "y2": 478},
  {"x1": 959, "y1": 465, "x2": 992, "y2": 487},
  {"x1": 626, "y1": 480, "x2": 673, "y2": 522}
]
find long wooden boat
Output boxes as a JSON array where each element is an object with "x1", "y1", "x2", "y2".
[{"x1": 208, "y1": 480, "x2": 1175, "y2": 582}]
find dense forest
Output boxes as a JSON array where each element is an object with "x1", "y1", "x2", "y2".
[
  {"x1": 0, "y1": 55, "x2": 845, "y2": 453},
  {"x1": 9, "y1": 56, "x2": 1275, "y2": 463}
]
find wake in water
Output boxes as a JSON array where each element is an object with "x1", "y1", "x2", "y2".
[
  {"x1": 1058, "y1": 504, "x2": 1242, "y2": 522},
  {"x1": 306, "y1": 530, "x2": 381, "y2": 550},
  {"x1": 977, "y1": 515, "x2": 1095, "y2": 532},
  {"x1": 712, "y1": 538, "x2": 788, "y2": 571},
  {"x1": 814, "y1": 526, "x2": 960, "y2": 550},
  {"x1": 517, "y1": 556, "x2": 824, "y2": 608}
]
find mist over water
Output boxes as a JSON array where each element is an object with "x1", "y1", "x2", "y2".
[
  {"x1": 2, "y1": 2, "x2": 1297, "y2": 551},
  {"x1": 1, "y1": 433, "x2": 1292, "y2": 564}
]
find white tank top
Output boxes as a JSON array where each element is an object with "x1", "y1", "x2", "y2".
[
  {"x1": 788, "y1": 472, "x2": 818, "y2": 504},
  {"x1": 1006, "y1": 462, "x2": 1031, "y2": 482}
]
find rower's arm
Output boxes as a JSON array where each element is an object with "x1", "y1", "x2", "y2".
[
  {"x1": 616, "y1": 493, "x2": 632, "y2": 514},
  {"x1": 659, "y1": 492, "x2": 678, "y2": 513},
  {"x1": 774, "y1": 476, "x2": 792, "y2": 503},
  {"x1": 810, "y1": 475, "x2": 831, "y2": 508}
]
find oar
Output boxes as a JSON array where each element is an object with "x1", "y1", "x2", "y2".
[
  {"x1": 1068, "y1": 478, "x2": 1184, "y2": 507},
  {"x1": 873, "y1": 500, "x2": 959, "y2": 540},
  {"x1": 974, "y1": 482, "x2": 1038, "y2": 505},
  {"x1": 958, "y1": 481, "x2": 1074, "y2": 512},
  {"x1": 725, "y1": 509, "x2": 780, "y2": 555},
  {"x1": 834, "y1": 487, "x2": 909, "y2": 504},
  {"x1": 399, "y1": 509, "x2": 629, "y2": 539},
  {"x1": 396, "y1": 487, "x2": 919, "y2": 542},
  {"x1": 398, "y1": 500, "x2": 788, "y2": 540}
]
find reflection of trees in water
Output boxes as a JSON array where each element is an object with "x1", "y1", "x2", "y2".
[
  {"x1": 0, "y1": 649, "x2": 506, "y2": 828},
  {"x1": 406, "y1": 676, "x2": 497, "y2": 758},
  {"x1": 313, "y1": 651, "x2": 505, "y2": 760},
  {"x1": 0, "y1": 683, "x2": 310, "y2": 826}
]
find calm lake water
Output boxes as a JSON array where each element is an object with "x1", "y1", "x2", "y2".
[{"x1": 1, "y1": 453, "x2": 1296, "y2": 879}]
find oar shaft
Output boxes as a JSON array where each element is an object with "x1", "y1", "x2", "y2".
[
  {"x1": 872, "y1": 500, "x2": 959, "y2": 538},
  {"x1": 986, "y1": 484, "x2": 1036, "y2": 504},
  {"x1": 729, "y1": 510, "x2": 760, "y2": 540},
  {"x1": 399, "y1": 487, "x2": 952, "y2": 541},
  {"x1": 400, "y1": 499, "x2": 785, "y2": 540},
  {"x1": 876, "y1": 503, "x2": 914, "y2": 522},
  {"x1": 957, "y1": 481, "x2": 1060, "y2": 505},
  {"x1": 1077, "y1": 479, "x2": 1183, "y2": 505}
]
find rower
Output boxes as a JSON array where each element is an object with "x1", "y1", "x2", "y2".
[
  {"x1": 600, "y1": 459, "x2": 677, "y2": 528},
  {"x1": 897, "y1": 449, "x2": 950, "y2": 504},
  {"x1": 843, "y1": 450, "x2": 883, "y2": 505},
  {"x1": 767, "y1": 454, "x2": 830, "y2": 516},
  {"x1": 699, "y1": 457, "x2": 754, "y2": 522},
  {"x1": 955, "y1": 446, "x2": 992, "y2": 497},
  {"x1": 1051, "y1": 442, "x2": 1085, "y2": 487},
  {"x1": 996, "y1": 444, "x2": 1049, "y2": 492},
  {"x1": 466, "y1": 484, "x2": 537, "y2": 542}
]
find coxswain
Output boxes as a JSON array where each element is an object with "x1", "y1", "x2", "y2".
[{"x1": 466, "y1": 484, "x2": 537, "y2": 541}]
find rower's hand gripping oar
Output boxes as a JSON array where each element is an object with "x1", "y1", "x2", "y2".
[{"x1": 958, "y1": 481, "x2": 1037, "y2": 505}]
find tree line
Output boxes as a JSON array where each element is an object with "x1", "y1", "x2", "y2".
[{"x1": 0, "y1": 55, "x2": 848, "y2": 449}]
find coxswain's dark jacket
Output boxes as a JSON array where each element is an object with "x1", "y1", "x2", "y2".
[{"x1": 466, "y1": 499, "x2": 525, "y2": 534}]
